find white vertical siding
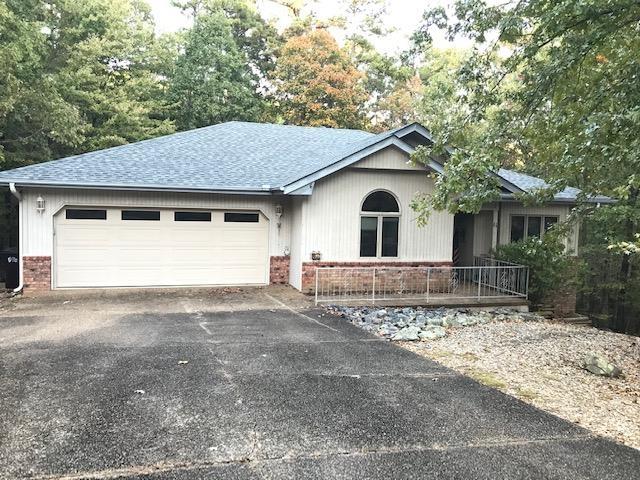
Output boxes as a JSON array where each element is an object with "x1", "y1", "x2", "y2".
[
  {"x1": 288, "y1": 197, "x2": 304, "y2": 289},
  {"x1": 20, "y1": 188, "x2": 292, "y2": 258},
  {"x1": 300, "y1": 168, "x2": 454, "y2": 262},
  {"x1": 351, "y1": 146, "x2": 426, "y2": 171}
]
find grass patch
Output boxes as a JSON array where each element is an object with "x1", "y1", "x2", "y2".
[
  {"x1": 515, "y1": 387, "x2": 538, "y2": 400},
  {"x1": 459, "y1": 352, "x2": 480, "y2": 362},
  {"x1": 468, "y1": 369, "x2": 507, "y2": 389},
  {"x1": 428, "y1": 350, "x2": 453, "y2": 359}
]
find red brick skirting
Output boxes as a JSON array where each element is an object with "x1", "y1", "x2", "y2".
[
  {"x1": 270, "y1": 256, "x2": 290, "y2": 284},
  {"x1": 23, "y1": 256, "x2": 51, "y2": 293},
  {"x1": 301, "y1": 261, "x2": 453, "y2": 293}
]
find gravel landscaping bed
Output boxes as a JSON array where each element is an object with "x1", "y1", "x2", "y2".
[{"x1": 328, "y1": 305, "x2": 640, "y2": 450}]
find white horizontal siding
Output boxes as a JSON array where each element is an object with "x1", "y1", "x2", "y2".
[
  {"x1": 300, "y1": 168, "x2": 454, "y2": 262},
  {"x1": 20, "y1": 188, "x2": 292, "y2": 258}
]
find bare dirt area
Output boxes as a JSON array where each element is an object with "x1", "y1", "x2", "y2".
[{"x1": 402, "y1": 321, "x2": 640, "y2": 450}]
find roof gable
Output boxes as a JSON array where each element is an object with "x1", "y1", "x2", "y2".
[{"x1": 351, "y1": 146, "x2": 427, "y2": 171}]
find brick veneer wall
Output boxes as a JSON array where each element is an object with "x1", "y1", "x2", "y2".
[
  {"x1": 23, "y1": 256, "x2": 51, "y2": 293},
  {"x1": 270, "y1": 256, "x2": 290, "y2": 284},
  {"x1": 301, "y1": 261, "x2": 453, "y2": 293},
  {"x1": 541, "y1": 258, "x2": 578, "y2": 317}
]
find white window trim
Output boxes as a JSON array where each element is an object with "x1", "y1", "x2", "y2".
[{"x1": 359, "y1": 190, "x2": 401, "y2": 258}]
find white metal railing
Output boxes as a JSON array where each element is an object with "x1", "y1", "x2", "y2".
[
  {"x1": 473, "y1": 255, "x2": 523, "y2": 268},
  {"x1": 314, "y1": 264, "x2": 529, "y2": 305}
]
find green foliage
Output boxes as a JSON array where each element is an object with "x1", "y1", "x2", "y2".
[
  {"x1": 168, "y1": 10, "x2": 264, "y2": 129},
  {"x1": 494, "y1": 236, "x2": 574, "y2": 304},
  {"x1": 411, "y1": 0, "x2": 640, "y2": 212},
  {"x1": 0, "y1": 0, "x2": 176, "y2": 169}
]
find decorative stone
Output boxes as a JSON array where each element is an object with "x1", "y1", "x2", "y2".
[
  {"x1": 426, "y1": 317, "x2": 443, "y2": 326},
  {"x1": 583, "y1": 353, "x2": 622, "y2": 378},
  {"x1": 419, "y1": 326, "x2": 446, "y2": 340},
  {"x1": 391, "y1": 326, "x2": 421, "y2": 341}
]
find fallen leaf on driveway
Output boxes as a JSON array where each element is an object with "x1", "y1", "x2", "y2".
[{"x1": 178, "y1": 360, "x2": 189, "y2": 365}]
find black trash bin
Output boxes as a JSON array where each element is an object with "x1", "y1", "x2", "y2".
[{"x1": 0, "y1": 250, "x2": 19, "y2": 290}]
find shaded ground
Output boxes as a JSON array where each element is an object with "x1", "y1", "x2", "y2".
[
  {"x1": 1, "y1": 288, "x2": 639, "y2": 479},
  {"x1": 403, "y1": 320, "x2": 640, "y2": 450}
]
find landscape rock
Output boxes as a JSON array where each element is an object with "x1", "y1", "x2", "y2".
[
  {"x1": 419, "y1": 326, "x2": 446, "y2": 340},
  {"x1": 326, "y1": 305, "x2": 539, "y2": 343},
  {"x1": 392, "y1": 325, "x2": 421, "y2": 341},
  {"x1": 583, "y1": 353, "x2": 623, "y2": 378}
]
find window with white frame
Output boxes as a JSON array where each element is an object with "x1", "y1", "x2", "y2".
[
  {"x1": 510, "y1": 215, "x2": 559, "y2": 242},
  {"x1": 360, "y1": 191, "x2": 400, "y2": 257}
]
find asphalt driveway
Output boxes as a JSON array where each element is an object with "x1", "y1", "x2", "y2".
[{"x1": 1, "y1": 288, "x2": 639, "y2": 479}]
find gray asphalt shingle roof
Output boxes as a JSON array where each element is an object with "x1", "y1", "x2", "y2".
[
  {"x1": 498, "y1": 168, "x2": 612, "y2": 203},
  {"x1": 0, "y1": 120, "x2": 603, "y2": 203},
  {"x1": 0, "y1": 122, "x2": 376, "y2": 192}
]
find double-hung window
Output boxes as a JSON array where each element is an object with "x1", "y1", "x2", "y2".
[
  {"x1": 510, "y1": 215, "x2": 559, "y2": 242},
  {"x1": 360, "y1": 191, "x2": 400, "y2": 257}
]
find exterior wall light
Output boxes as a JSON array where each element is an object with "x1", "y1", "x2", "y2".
[{"x1": 36, "y1": 196, "x2": 45, "y2": 213}]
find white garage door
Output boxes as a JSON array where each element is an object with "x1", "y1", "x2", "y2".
[{"x1": 54, "y1": 207, "x2": 269, "y2": 288}]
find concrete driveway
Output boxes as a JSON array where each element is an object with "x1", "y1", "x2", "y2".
[{"x1": 1, "y1": 287, "x2": 639, "y2": 479}]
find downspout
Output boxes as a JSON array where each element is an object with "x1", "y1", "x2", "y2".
[{"x1": 8, "y1": 183, "x2": 23, "y2": 294}]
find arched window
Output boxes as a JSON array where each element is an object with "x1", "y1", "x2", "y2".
[{"x1": 360, "y1": 191, "x2": 400, "y2": 257}]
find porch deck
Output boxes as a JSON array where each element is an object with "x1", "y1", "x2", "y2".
[{"x1": 314, "y1": 261, "x2": 529, "y2": 309}]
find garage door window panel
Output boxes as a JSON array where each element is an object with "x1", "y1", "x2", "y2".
[
  {"x1": 66, "y1": 209, "x2": 107, "y2": 220},
  {"x1": 122, "y1": 210, "x2": 160, "y2": 221},
  {"x1": 174, "y1": 211, "x2": 211, "y2": 222},
  {"x1": 224, "y1": 212, "x2": 259, "y2": 223}
]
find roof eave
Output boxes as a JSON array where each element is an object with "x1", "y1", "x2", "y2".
[
  {"x1": 0, "y1": 180, "x2": 281, "y2": 196},
  {"x1": 499, "y1": 193, "x2": 616, "y2": 204}
]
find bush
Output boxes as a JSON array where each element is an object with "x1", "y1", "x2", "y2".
[{"x1": 494, "y1": 237, "x2": 575, "y2": 304}]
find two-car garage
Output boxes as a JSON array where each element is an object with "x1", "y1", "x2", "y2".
[{"x1": 53, "y1": 207, "x2": 269, "y2": 288}]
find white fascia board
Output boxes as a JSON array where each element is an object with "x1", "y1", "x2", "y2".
[
  {"x1": 0, "y1": 180, "x2": 275, "y2": 196},
  {"x1": 282, "y1": 136, "x2": 443, "y2": 195}
]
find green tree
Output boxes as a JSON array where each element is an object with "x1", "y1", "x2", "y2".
[
  {"x1": 0, "y1": 0, "x2": 175, "y2": 169},
  {"x1": 174, "y1": 0, "x2": 282, "y2": 91},
  {"x1": 0, "y1": 0, "x2": 84, "y2": 169},
  {"x1": 273, "y1": 29, "x2": 369, "y2": 129},
  {"x1": 411, "y1": 0, "x2": 640, "y2": 332},
  {"x1": 167, "y1": 9, "x2": 265, "y2": 129},
  {"x1": 53, "y1": 0, "x2": 174, "y2": 152}
]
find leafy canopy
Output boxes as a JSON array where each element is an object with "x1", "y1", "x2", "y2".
[{"x1": 411, "y1": 0, "x2": 640, "y2": 218}]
